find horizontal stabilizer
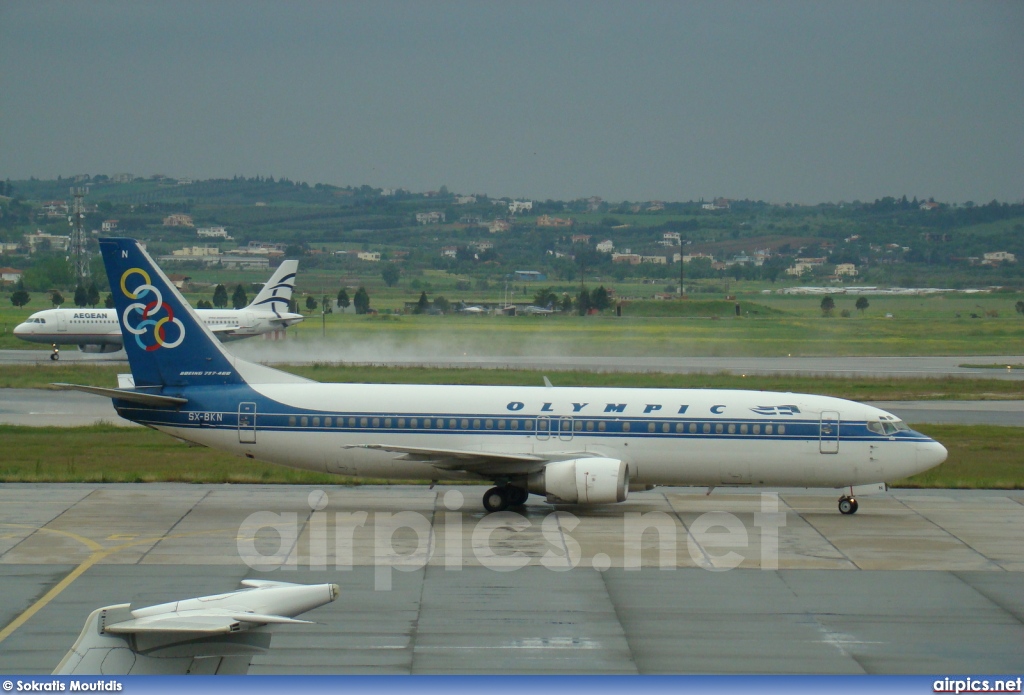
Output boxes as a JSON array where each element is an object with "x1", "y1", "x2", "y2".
[{"x1": 51, "y1": 383, "x2": 187, "y2": 407}]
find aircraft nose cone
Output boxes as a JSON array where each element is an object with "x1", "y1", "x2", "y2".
[
  {"x1": 13, "y1": 323, "x2": 28, "y2": 336},
  {"x1": 917, "y1": 440, "x2": 948, "y2": 472}
]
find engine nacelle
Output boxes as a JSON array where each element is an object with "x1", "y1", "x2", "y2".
[
  {"x1": 78, "y1": 344, "x2": 123, "y2": 353},
  {"x1": 528, "y1": 457, "x2": 629, "y2": 505}
]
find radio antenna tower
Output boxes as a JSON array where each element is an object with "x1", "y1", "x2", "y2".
[{"x1": 69, "y1": 187, "x2": 90, "y2": 283}]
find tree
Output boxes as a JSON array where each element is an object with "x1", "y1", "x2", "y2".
[
  {"x1": 50, "y1": 290, "x2": 65, "y2": 307},
  {"x1": 577, "y1": 288, "x2": 592, "y2": 315},
  {"x1": 196, "y1": 299, "x2": 213, "y2": 309},
  {"x1": 212, "y1": 284, "x2": 228, "y2": 308},
  {"x1": 353, "y1": 287, "x2": 371, "y2": 314},
  {"x1": 414, "y1": 291, "x2": 429, "y2": 314},
  {"x1": 433, "y1": 296, "x2": 450, "y2": 313},
  {"x1": 87, "y1": 281, "x2": 100, "y2": 307},
  {"x1": 231, "y1": 284, "x2": 248, "y2": 309},
  {"x1": 74, "y1": 285, "x2": 88, "y2": 308},
  {"x1": 305, "y1": 295, "x2": 318, "y2": 312},
  {"x1": 591, "y1": 286, "x2": 611, "y2": 312},
  {"x1": 855, "y1": 296, "x2": 869, "y2": 314},
  {"x1": 104, "y1": 293, "x2": 115, "y2": 309},
  {"x1": 10, "y1": 279, "x2": 29, "y2": 308},
  {"x1": 1015, "y1": 300, "x2": 1024, "y2": 316},
  {"x1": 337, "y1": 288, "x2": 350, "y2": 310},
  {"x1": 382, "y1": 263, "x2": 401, "y2": 287},
  {"x1": 533, "y1": 287, "x2": 558, "y2": 308},
  {"x1": 560, "y1": 293, "x2": 574, "y2": 313},
  {"x1": 820, "y1": 295, "x2": 835, "y2": 317}
]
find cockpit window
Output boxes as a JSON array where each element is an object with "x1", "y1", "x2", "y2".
[{"x1": 867, "y1": 421, "x2": 884, "y2": 434}]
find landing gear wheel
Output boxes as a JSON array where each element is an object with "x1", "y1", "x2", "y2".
[
  {"x1": 51, "y1": 345, "x2": 59, "y2": 361},
  {"x1": 838, "y1": 496, "x2": 858, "y2": 515},
  {"x1": 508, "y1": 486, "x2": 529, "y2": 506},
  {"x1": 483, "y1": 486, "x2": 510, "y2": 513}
]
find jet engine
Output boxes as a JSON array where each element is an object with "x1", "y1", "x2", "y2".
[
  {"x1": 528, "y1": 457, "x2": 629, "y2": 505},
  {"x1": 78, "y1": 344, "x2": 122, "y2": 353}
]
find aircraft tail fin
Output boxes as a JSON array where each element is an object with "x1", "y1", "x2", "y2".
[
  {"x1": 98, "y1": 238, "x2": 309, "y2": 389},
  {"x1": 247, "y1": 259, "x2": 298, "y2": 315}
]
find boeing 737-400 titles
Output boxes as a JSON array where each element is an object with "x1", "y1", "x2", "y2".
[
  {"x1": 15, "y1": 260, "x2": 304, "y2": 359},
  {"x1": 57, "y1": 238, "x2": 947, "y2": 514}
]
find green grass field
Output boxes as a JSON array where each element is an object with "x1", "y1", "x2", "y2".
[{"x1": 0, "y1": 423, "x2": 1018, "y2": 489}]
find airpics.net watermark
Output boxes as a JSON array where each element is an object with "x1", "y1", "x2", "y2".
[{"x1": 236, "y1": 490, "x2": 786, "y2": 590}]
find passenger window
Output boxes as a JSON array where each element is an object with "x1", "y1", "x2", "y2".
[
  {"x1": 752, "y1": 424, "x2": 760, "y2": 435},
  {"x1": 301, "y1": 417, "x2": 308, "y2": 427},
  {"x1": 473, "y1": 419, "x2": 481, "y2": 429},
  {"x1": 689, "y1": 423, "x2": 696, "y2": 434},
  {"x1": 325, "y1": 417, "x2": 332, "y2": 427},
  {"x1": 511, "y1": 420, "x2": 519, "y2": 430},
  {"x1": 765, "y1": 424, "x2": 773, "y2": 435},
  {"x1": 662, "y1": 423, "x2": 670, "y2": 433},
  {"x1": 586, "y1": 421, "x2": 594, "y2": 431},
  {"x1": 450, "y1": 419, "x2": 457, "y2": 429},
  {"x1": 385, "y1": 418, "x2": 392, "y2": 428},
  {"x1": 372, "y1": 418, "x2": 380, "y2": 428},
  {"x1": 313, "y1": 417, "x2": 320, "y2": 427},
  {"x1": 622, "y1": 422, "x2": 630, "y2": 432},
  {"x1": 715, "y1": 424, "x2": 723, "y2": 434},
  {"x1": 288, "y1": 416, "x2": 296, "y2": 427},
  {"x1": 574, "y1": 420, "x2": 582, "y2": 431},
  {"x1": 360, "y1": 418, "x2": 368, "y2": 428},
  {"x1": 648, "y1": 423, "x2": 656, "y2": 433},
  {"x1": 411, "y1": 418, "x2": 419, "y2": 428},
  {"x1": 778, "y1": 425, "x2": 786, "y2": 435},
  {"x1": 676, "y1": 423, "x2": 684, "y2": 433},
  {"x1": 598, "y1": 422, "x2": 606, "y2": 432},
  {"x1": 728, "y1": 424, "x2": 736, "y2": 434},
  {"x1": 740, "y1": 424, "x2": 748, "y2": 434},
  {"x1": 703, "y1": 423, "x2": 710, "y2": 434},
  {"x1": 348, "y1": 417, "x2": 356, "y2": 427},
  {"x1": 485, "y1": 419, "x2": 493, "y2": 429},
  {"x1": 499, "y1": 420, "x2": 506, "y2": 430},
  {"x1": 461, "y1": 419, "x2": 469, "y2": 429},
  {"x1": 398, "y1": 418, "x2": 406, "y2": 428}
]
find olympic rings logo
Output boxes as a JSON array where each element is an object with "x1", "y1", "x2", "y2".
[{"x1": 120, "y1": 268, "x2": 185, "y2": 351}]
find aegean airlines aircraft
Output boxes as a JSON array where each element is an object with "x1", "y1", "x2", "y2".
[
  {"x1": 58, "y1": 238, "x2": 947, "y2": 515},
  {"x1": 15, "y1": 260, "x2": 304, "y2": 359}
]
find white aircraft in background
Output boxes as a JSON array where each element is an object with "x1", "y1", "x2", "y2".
[
  {"x1": 14, "y1": 260, "x2": 304, "y2": 359},
  {"x1": 55, "y1": 580, "x2": 338, "y2": 675},
  {"x1": 60, "y1": 238, "x2": 947, "y2": 516}
]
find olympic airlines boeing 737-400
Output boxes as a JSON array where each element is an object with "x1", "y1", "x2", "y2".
[
  {"x1": 15, "y1": 260, "x2": 303, "y2": 359},
  {"x1": 58, "y1": 238, "x2": 947, "y2": 515}
]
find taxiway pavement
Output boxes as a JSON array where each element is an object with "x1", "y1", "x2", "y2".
[{"x1": 0, "y1": 484, "x2": 1021, "y2": 674}]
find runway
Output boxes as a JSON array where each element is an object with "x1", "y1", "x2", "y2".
[
  {"x1": 0, "y1": 484, "x2": 1022, "y2": 674},
  {"x1": 3, "y1": 347, "x2": 1024, "y2": 380}
]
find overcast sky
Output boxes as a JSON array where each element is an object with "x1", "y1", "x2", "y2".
[{"x1": 2, "y1": 1, "x2": 1021, "y2": 204}]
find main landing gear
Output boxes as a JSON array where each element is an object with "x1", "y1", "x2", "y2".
[
  {"x1": 50, "y1": 344, "x2": 60, "y2": 361},
  {"x1": 482, "y1": 485, "x2": 529, "y2": 513},
  {"x1": 838, "y1": 495, "x2": 859, "y2": 515}
]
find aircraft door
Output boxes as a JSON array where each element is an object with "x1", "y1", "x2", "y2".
[
  {"x1": 559, "y1": 417, "x2": 574, "y2": 441},
  {"x1": 238, "y1": 402, "x2": 256, "y2": 444},
  {"x1": 536, "y1": 416, "x2": 551, "y2": 441},
  {"x1": 57, "y1": 312, "x2": 68, "y2": 333},
  {"x1": 820, "y1": 411, "x2": 839, "y2": 454}
]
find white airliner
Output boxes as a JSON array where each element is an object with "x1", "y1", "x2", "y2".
[
  {"x1": 59, "y1": 238, "x2": 947, "y2": 515},
  {"x1": 55, "y1": 580, "x2": 338, "y2": 675},
  {"x1": 14, "y1": 260, "x2": 304, "y2": 359}
]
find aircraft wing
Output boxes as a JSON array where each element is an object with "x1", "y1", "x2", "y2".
[
  {"x1": 207, "y1": 323, "x2": 240, "y2": 334},
  {"x1": 106, "y1": 611, "x2": 313, "y2": 634},
  {"x1": 349, "y1": 444, "x2": 595, "y2": 476}
]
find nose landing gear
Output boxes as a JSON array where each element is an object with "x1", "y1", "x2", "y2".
[
  {"x1": 838, "y1": 495, "x2": 859, "y2": 515},
  {"x1": 50, "y1": 344, "x2": 60, "y2": 361}
]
